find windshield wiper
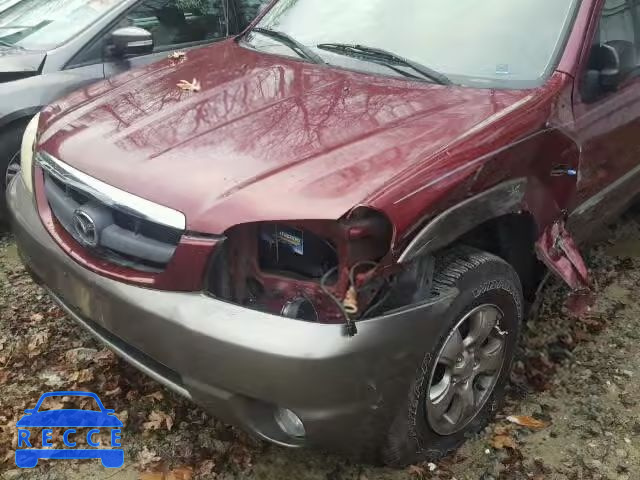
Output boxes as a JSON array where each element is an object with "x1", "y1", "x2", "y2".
[
  {"x1": 251, "y1": 28, "x2": 325, "y2": 64},
  {"x1": 316, "y1": 43, "x2": 451, "y2": 85}
]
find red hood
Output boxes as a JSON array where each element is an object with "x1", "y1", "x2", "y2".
[{"x1": 39, "y1": 40, "x2": 535, "y2": 234}]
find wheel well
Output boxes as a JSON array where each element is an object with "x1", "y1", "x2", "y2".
[
  {"x1": 454, "y1": 213, "x2": 545, "y2": 302},
  {"x1": 1, "y1": 115, "x2": 31, "y2": 137}
]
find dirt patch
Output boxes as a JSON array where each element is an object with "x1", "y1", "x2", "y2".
[{"x1": 1, "y1": 211, "x2": 640, "y2": 480}]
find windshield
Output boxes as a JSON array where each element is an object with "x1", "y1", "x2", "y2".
[
  {"x1": 247, "y1": 0, "x2": 580, "y2": 88},
  {"x1": 0, "y1": 0, "x2": 120, "y2": 50}
]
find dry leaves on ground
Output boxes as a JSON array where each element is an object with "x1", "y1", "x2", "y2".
[
  {"x1": 27, "y1": 330, "x2": 49, "y2": 356},
  {"x1": 145, "y1": 391, "x2": 164, "y2": 403},
  {"x1": 69, "y1": 368, "x2": 94, "y2": 384},
  {"x1": 143, "y1": 410, "x2": 174, "y2": 432},
  {"x1": 406, "y1": 463, "x2": 437, "y2": 478},
  {"x1": 490, "y1": 433, "x2": 518, "y2": 450},
  {"x1": 506, "y1": 415, "x2": 550, "y2": 429},
  {"x1": 195, "y1": 459, "x2": 216, "y2": 476},
  {"x1": 137, "y1": 446, "x2": 162, "y2": 470}
]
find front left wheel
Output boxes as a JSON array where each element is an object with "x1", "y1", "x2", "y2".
[{"x1": 383, "y1": 246, "x2": 523, "y2": 466}]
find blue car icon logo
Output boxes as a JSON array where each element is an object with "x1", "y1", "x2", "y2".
[{"x1": 15, "y1": 391, "x2": 123, "y2": 468}]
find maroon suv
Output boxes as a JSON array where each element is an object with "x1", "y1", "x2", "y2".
[{"x1": 7, "y1": 0, "x2": 638, "y2": 465}]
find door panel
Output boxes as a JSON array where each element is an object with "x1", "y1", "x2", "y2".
[
  {"x1": 572, "y1": 0, "x2": 640, "y2": 207},
  {"x1": 60, "y1": 62, "x2": 105, "y2": 88}
]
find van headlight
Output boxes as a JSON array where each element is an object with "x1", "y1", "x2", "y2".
[{"x1": 20, "y1": 113, "x2": 40, "y2": 194}]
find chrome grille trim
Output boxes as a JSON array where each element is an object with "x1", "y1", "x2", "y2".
[{"x1": 36, "y1": 151, "x2": 186, "y2": 231}]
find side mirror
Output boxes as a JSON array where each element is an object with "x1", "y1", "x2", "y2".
[
  {"x1": 110, "y1": 27, "x2": 154, "y2": 58},
  {"x1": 581, "y1": 41, "x2": 635, "y2": 103}
]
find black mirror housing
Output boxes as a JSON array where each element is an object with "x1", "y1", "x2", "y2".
[
  {"x1": 581, "y1": 41, "x2": 636, "y2": 103},
  {"x1": 110, "y1": 27, "x2": 154, "y2": 57}
]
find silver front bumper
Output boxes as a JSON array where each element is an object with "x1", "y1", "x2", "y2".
[{"x1": 7, "y1": 175, "x2": 455, "y2": 456}]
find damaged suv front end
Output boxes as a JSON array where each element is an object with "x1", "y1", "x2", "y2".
[
  {"x1": 9, "y1": 0, "x2": 597, "y2": 464},
  {"x1": 10, "y1": 101, "x2": 462, "y2": 460},
  {"x1": 9, "y1": 141, "x2": 455, "y2": 456}
]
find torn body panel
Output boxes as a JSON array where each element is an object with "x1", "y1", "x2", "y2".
[
  {"x1": 393, "y1": 113, "x2": 588, "y2": 296},
  {"x1": 535, "y1": 218, "x2": 590, "y2": 292}
]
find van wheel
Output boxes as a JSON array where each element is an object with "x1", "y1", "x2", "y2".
[
  {"x1": 383, "y1": 246, "x2": 523, "y2": 466},
  {"x1": 0, "y1": 124, "x2": 26, "y2": 222}
]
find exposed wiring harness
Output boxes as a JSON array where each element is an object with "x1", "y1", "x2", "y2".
[
  {"x1": 320, "y1": 261, "x2": 391, "y2": 337},
  {"x1": 320, "y1": 266, "x2": 357, "y2": 336}
]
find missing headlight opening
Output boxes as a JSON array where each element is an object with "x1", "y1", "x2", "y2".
[
  {"x1": 258, "y1": 224, "x2": 338, "y2": 279},
  {"x1": 207, "y1": 209, "x2": 394, "y2": 330}
]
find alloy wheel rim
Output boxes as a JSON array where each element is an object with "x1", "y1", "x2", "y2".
[
  {"x1": 5, "y1": 151, "x2": 20, "y2": 189},
  {"x1": 426, "y1": 304, "x2": 507, "y2": 436}
]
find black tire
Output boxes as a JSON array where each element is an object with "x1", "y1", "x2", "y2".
[
  {"x1": 383, "y1": 246, "x2": 523, "y2": 466},
  {"x1": 0, "y1": 123, "x2": 27, "y2": 223}
]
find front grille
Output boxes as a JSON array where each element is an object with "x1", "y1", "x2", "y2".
[{"x1": 37, "y1": 152, "x2": 185, "y2": 272}]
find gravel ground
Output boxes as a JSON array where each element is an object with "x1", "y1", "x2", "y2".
[{"x1": 1, "y1": 210, "x2": 640, "y2": 480}]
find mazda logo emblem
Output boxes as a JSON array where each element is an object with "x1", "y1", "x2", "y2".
[{"x1": 72, "y1": 210, "x2": 99, "y2": 247}]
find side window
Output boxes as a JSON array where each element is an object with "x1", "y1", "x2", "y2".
[
  {"x1": 126, "y1": 0, "x2": 228, "y2": 49},
  {"x1": 234, "y1": 0, "x2": 268, "y2": 31},
  {"x1": 68, "y1": 0, "x2": 229, "y2": 67}
]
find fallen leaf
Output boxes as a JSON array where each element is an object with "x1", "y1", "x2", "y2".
[
  {"x1": 70, "y1": 368, "x2": 94, "y2": 384},
  {"x1": 137, "y1": 446, "x2": 161, "y2": 469},
  {"x1": 407, "y1": 464, "x2": 427, "y2": 477},
  {"x1": 490, "y1": 434, "x2": 518, "y2": 449},
  {"x1": 143, "y1": 410, "x2": 174, "y2": 432},
  {"x1": 145, "y1": 391, "x2": 164, "y2": 402},
  {"x1": 41, "y1": 398, "x2": 65, "y2": 411},
  {"x1": 177, "y1": 79, "x2": 201, "y2": 92},
  {"x1": 94, "y1": 349, "x2": 116, "y2": 364},
  {"x1": 506, "y1": 415, "x2": 549, "y2": 429},
  {"x1": 105, "y1": 386, "x2": 122, "y2": 397},
  {"x1": 493, "y1": 425, "x2": 510, "y2": 435},
  {"x1": 64, "y1": 347, "x2": 98, "y2": 366},
  {"x1": 168, "y1": 50, "x2": 186, "y2": 60},
  {"x1": 27, "y1": 331, "x2": 49, "y2": 353},
  {"x1": 196, "y1": 460, "x2": 216, "y2": 476},
  {"x1": 117, "y1": 410, "x2": 129, "y2": 427}
]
